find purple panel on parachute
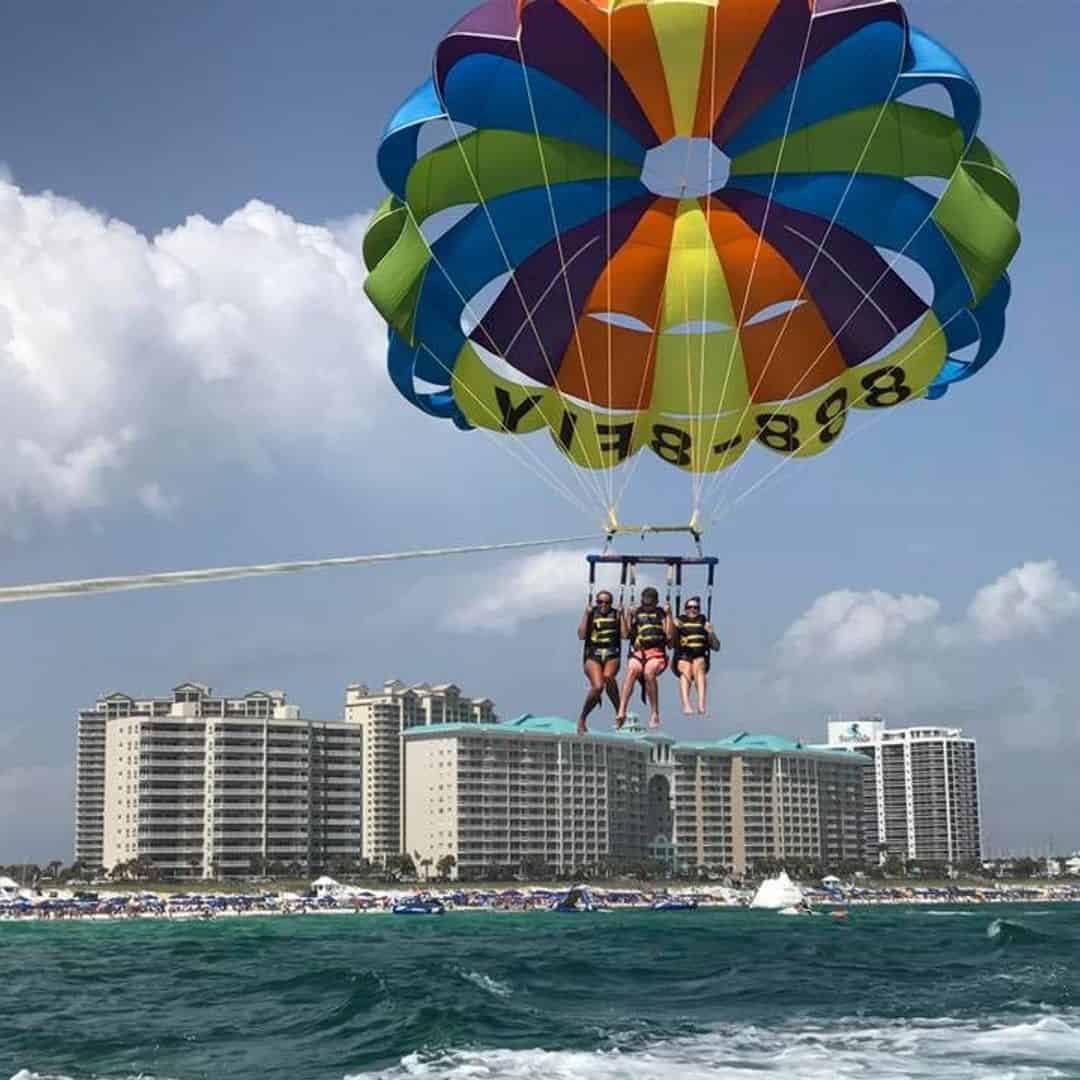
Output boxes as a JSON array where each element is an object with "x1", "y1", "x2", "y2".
[
  {"x1": 474, "y1": 195, "x2": 655, "y2": 386},
  {"x1": 714, "y1": 0, "x2": 905, "y2": 149},
  {"x1": 435, "y1": 0, "x2": 658, "y2": 150},
  {"x1": 721, "y1": 189, "x2": 926, "y2": 367},
  {"x1": 713, "y1": 0, "x2": 813, "y2": 148}
]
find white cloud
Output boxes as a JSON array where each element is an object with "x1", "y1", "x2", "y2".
[
  {"x1": 955, "y1": 560, "x2": 1080, "y2": 644},
  {"x1": 736, "y1": 560, "x2": 1080, "y2": 742},
  {"x1": 778, "y1": 588, "x2": 940, "y2": 665},
  {"x1": 0, "y1": 180, "x2": 387, "y2": 534},
  {"x1": 438, "y1": 549, "x2": 666, "y2": 635},
  {"x1": 442, "y1": 549, "x2": 591, "y2": 634},
  {"x1": 777, "y1": 562, "x2": 1080, "y2": 671},
  {"x1": 137, "y1": 482, "x2": 178, "y2": 519}
]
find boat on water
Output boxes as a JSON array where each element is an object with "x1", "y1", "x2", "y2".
[
  {"x1": 651, "y1": 896, "x2": 698, "y2": 912},
  {"x1": 391, "y1": 896, "x2": 446, "y2": 916},
  {"x1": 551, "y1": 884, "x2": 597, "y2": 913}
]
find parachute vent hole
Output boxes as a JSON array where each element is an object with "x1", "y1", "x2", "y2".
[
  {"x1": 642, "y1": 137, "x2": 730, "y2": 198},
  {"x1": 875, "y1": 247, "x2": 936, "y2": 307},
  {"x1": 907, "y1": 175, "x2": 950, "y2": 200},
  {"x1": 894, "y1": 83, "x2": 955, "y2": 119},
  {"x1": 461, "y1": 272, "x2": 514, "y2": 338},
  {"x1": 416, "y1": 119, "x2": 476, "y2": 158},
  {"x1": 588, "y1": 312, "x2": 653, "y2": 333},
  {"x1": 421, "y1": 204, "x2": 477, "y2": 246},
  {"x1": 745, "y1": 299, "x2": 807, "y2": 327}
]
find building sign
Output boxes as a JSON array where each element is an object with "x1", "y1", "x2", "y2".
[{"x1": 827, "y1": 718, "x2": 884, "y2": 746}]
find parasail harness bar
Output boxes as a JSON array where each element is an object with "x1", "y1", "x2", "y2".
[
  {"x1": 587, "y1": 553, "x2": 718, "y2": 621},
  {"x1": 602, "y1": 512, "x2": 704, "y2": 554}
]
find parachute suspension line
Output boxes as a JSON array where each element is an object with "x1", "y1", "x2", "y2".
[
  {"x1": 400, "y1": 203, "x2": 602, "y2": 518},
  {"x1": 713, "y1": 306, "x2": 969, "y2": 521},
  {"x1": 692, "y1": 4, "x2": 724, "y2": 520},
  {"x1": 607, "y1": 275, "x2": 672, "y2": 518},
  {"x1": 416, "y1": 343, "x2": 593, "y2": 518},
  {"x1": 683, "y1": 260, "x2": 699, "y2": 517},
  {"x1": 516, "y1": 36, "x2": 613, "y2": 513},
  {"x1": 691, "y1": 4, "x2": 816, "y2": 516},
  {"x1": 708, "y1": 31, "x2": 986, "y2": 525},
  {"x1": 605, "y1": 1, "x2": 615, "y2": 513},
  {"x1": 696, "y1": 1, "x2": 818, "y2": 515},
  {"x1": 438, "y1": 111, "x2": 613, "y2": 516},
  {"x1": 0, "y1": 535, "x2": 602, "y2": 605},
  {"x1": 704, "y1": 13, "x2": 913, "y2": 520},
  {"x1": 705, "y1": 560, "x2": 716, "y2": 624}
]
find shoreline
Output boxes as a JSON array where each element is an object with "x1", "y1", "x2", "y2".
[{"x1": 4, "y1": 880, "x2": 1080, "y2": 923}]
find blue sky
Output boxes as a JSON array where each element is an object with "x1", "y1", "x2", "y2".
[{"x1": 1, "y1": 1, "x2": 1078, "y2": 862}]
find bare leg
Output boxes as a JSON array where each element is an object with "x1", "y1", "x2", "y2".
[
  {"x1": 603, "y1": 659, "x2": 621, "y2": 711},
  {"x1": 578, "y1": 659, "x2": 605, "y2": 734},
  {"x1": 677, "y1": 660, "x2": 693, "y2": 714},
  {"x1": 616, "y1": 658, "x2": 643, "y2": 726},
  {"x1": 694, "y1": 658, "x2": 708, "y2": 714},
  {"x1": 643, "y1": 658, "x2": 664, "y2": 728}
]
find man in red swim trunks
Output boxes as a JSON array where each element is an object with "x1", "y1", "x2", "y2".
[{"x1": 615, "y1": 586, "x2": 673, "y2": 730}]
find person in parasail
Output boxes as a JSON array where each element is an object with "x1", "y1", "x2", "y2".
[
  {"x1": 672, "y1": 596, "x2": 720, "y2": 715},
  {"x1": 615, "y1": 586, "x2": 673, "y2": 731},
  {"x1": 576, "y1": 589, "x2": 622, "y2": 735}
]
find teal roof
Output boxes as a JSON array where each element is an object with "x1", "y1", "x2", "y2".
[
  {"x1": 405, "y1": 714, "x2": 657, "y2": 744},
  {"x1": 405, "y1": 718, "x2": 863, "y2": 759}
]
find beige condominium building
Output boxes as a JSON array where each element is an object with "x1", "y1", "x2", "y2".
[
  {"x1": 826, "y1": 718, "x2": 982, "y2": 865},
  {"x1": 78, "y1": 683, "x2": 362, "y2": 879},
  {"x1": 677, "y1": 733, "x2": 868, "y2": 875},
  {"x1": 403, "y1": 717, "x2": 869, "y2": 879},
  {"x1": 345, "y1": 680, "x2": 495, "y2": 867}
]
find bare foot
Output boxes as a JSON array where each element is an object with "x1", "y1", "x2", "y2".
[
  {"x1": 614, "y1": 714, "x2": 626, "y2": 730},
  {"x1": 682, "y1": 706, "x2": 694, "y2": 716},
  {"x1": 648, "y1": 715, "x2": 660, "y2": 730},
  {"x1": 697, "y1": 707, "x2": 707, "y2": 715},
  {"x1": 576, "y1": 716, "x2": 588, "y2": 735}
]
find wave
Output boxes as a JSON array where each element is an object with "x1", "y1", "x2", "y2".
[
  {"x1": 987, "y1": 918, "x2": 1054, "y2": 947},
  {"x1": 347, "y1": 1013, "x2": 1080, "y2": 1079},
  {"x1": 458, "y1": 969, "x2": 513, "y2": 998}
]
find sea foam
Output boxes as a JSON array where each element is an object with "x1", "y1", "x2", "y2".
[{"x1": 348, "y1": 1014, "x2": 1080, "y2": 1079}]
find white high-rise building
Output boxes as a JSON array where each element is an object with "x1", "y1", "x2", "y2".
[
  {"x1": 345, "y1": 680, "x2": 496, "y2": 866},
  {"x1": 77, "y1": 683, "x2": 362, "y2": 879},
  {"x1": 826, "y1": 717, "x2": 982, "y2": 865}
]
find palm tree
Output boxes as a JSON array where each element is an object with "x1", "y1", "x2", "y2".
[{"x1": 436, "y1": 854, "x2": 457, "y2": 881}]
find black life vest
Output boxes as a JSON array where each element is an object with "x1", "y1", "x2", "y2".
[
  {"x1": 676, "y1": 613, "x2": 709, "y2": 657},
  {"x1": 587, "y1": 607, "x2": 621, "y2": 653},
  {"x1": 632, "y1": 607, "x2": 667, "y2": 651}
]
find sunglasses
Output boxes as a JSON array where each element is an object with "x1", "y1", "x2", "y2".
[{"x1": 685, "y1": 604, "x2": 700, "y2": 610}]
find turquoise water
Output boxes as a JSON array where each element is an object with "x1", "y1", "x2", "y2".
[{"x1": 3, "y1": 905, "x2": 1079, "y2": 1079}]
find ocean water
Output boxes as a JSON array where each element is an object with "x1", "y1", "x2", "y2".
[{"x1": 3, "y1": 904, "x2": 1079, "y2": 1079}]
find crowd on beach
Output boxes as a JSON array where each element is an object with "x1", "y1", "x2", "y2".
[{"x1": 3, "y1": 875, "x2": 1080, "y2": 922}]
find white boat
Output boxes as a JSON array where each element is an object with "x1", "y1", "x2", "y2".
[{"x1": 749, "y1": 871, "x2": 804, "y2": 910}]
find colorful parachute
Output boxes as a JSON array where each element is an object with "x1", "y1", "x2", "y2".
[{"x1": 364, "y1": 0, "x2": 1020, "y2": 474}]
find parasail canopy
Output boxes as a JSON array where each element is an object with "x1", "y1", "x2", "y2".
[{"x1": 364, "y1": 0, "x2": 1020, "y2": 500}]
